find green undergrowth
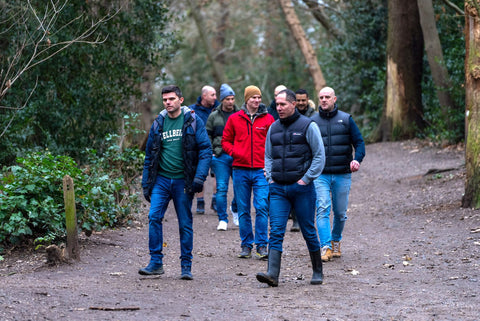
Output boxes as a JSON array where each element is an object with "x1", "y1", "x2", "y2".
[{"x1": 0, "y1": 132, "x2": 145, "y2": 256}]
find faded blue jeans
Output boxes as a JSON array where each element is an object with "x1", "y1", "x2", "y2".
[
  {"x1": 232, "y1": 168, "x2": 269, "y2": 249},
  {"x1": 211, "y1": 153, "x2": 237, "y2": 223},
  {"x1": 268, "y1": 182, "x2": 320, "y2": 253},
  {"x1": 148, "y1": 175, "x2": 194, "y2": 267},
  {"x1": 314, "y1": 173, "x2": 352, "y2": 249}
]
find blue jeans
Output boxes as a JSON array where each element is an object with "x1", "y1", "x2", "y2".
[
  {"x1": 269, "y1": 182, "x2": 320, "y2": 253},
  {"x1": 314, "y1": 173, "x2": 352, "y2": 249},
  {"x1": 211, "y1": 154, "x2": 237, "y2": 222},
  {"x1": 148, "y1": 175, "x2": 194, "y2": 267},
  {"x1": 232, "y1": 168, "x2": 269, "y2": 249}
]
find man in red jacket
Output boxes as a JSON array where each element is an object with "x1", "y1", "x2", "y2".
[{"x1": 222, "y1": 85, "x2": 275, "y2": 259}]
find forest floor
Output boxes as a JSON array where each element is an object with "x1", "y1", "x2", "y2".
[{"x1": 0, "y1": 140, "x2": 479, "y2": 321}]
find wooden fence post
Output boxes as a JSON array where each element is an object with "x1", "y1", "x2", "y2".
[{"x1": 63, "y1": 175, "x2": 80, "y2": 260}]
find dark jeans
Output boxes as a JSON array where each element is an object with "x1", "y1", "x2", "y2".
[
  {"x1": 148, "y1": 175, "x2": 194, "y2": 267},
  {"x1": 268, "y1": 182, "x2": 320, "y2": 253}
]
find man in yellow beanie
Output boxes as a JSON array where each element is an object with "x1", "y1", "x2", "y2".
[{"x1": 222, "y1": 85, "x2": 274, "y2": 259}]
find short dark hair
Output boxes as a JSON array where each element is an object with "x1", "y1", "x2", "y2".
[
  {"x1": 295, "y1": 88, "x2": 309, "y2": 97},
  {"x1": 162, "y1": 85, "x2": 183, "y2": 98},
  {"x1": 277, "y1": 89, "x2": 296, "y2": 103}
]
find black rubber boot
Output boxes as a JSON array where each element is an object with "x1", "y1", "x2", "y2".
[
  {"x1": 309, "y1": 250, "x2": 324, "y2": 285},
  {"x1": 290, "y1": 210, "x2": 300, "y2": 232},
  {"x1": 256, "y1": 249, "x2": 282, "y2": 287}
]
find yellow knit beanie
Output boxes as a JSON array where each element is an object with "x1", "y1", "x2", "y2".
[{"x1": 244, "y1": 85, "x2": 261, "y2": 103}]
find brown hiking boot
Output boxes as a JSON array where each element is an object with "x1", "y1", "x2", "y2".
[
  {"x1": 332, "y1": 241, "x2": 341, "y2": 258},
  {"x1": 321, "y1": 246, "x2": 332, "y2": 262}
]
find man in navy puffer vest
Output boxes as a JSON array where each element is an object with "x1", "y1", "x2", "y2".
[
  {"x1": 257, "y1": 89, "x2": 325, "y2": 287},
  {"x1": 311, "y1": 87, "x2": 365, "y2": 262}
]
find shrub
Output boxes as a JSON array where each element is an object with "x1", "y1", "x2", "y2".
[{"x1": 0, "y1": 132, "x2": 145, "y2": 247}]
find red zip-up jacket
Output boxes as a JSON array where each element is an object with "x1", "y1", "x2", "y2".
[{"x1": 221, "y1": 104, "x2": 275, "y2": 168}]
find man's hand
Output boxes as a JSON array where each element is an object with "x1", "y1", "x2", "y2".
[
  {"x1": 297, "y1": 179, "x2": 307, "y2": 185},
  {"x1": 143, "y1": 191, "x2": 151, "y2": 203},
  {"x1": 192, "y1": 178, "x2": 204, "y2": 193},
  {"x1": 350, "y1": 160, "x2": 360, "y2": 172}
]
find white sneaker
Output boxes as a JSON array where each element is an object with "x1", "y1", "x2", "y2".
[
  {"x1": 217, "y1": 220, "x2": 228, "y2": 231},
  {"x1": 230, "y1": 206, "x2": 239, "y2": 226}
]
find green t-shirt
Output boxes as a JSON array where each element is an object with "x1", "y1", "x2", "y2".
[{"x1": 158, "y1": 112, "x2": 184, "y2": 179}]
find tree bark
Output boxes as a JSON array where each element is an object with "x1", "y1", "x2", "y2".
[
  {"x1": 213, "y1": 0, "x2": 229, "y2": 65},
  {"x1": 278, "y1": 0, "x2": 326, "y2": 94},
  {"x1": 137, "y1": 69, "x2": 155, "y2": 150},
  {"x1": 417, "y1": 0, "x2": 456, "y2": 122},
  {"x1": 377, "y1": 0, "x2": 424, "y2": 141},
  {"x1": 462, "y1": 1, "x2": 480, "y2": 209}
]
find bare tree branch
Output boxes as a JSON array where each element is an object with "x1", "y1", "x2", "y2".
[
  {"x1": 0, "y1": 0, "x2": 120, "y2": 138},
  {"x1": 1, "y1": 1, "x2": 118, "y2": 99},
  {"x1": 441, "y1": 0, "x2": 464, "y2": 16},
  {"x1": 301, "y1": 0, "x2": 345, "y2": 41}
]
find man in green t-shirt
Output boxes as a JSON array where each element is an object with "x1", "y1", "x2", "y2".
[{"x1": 140, "y1": 85, "x2": 212, "y2": 280}]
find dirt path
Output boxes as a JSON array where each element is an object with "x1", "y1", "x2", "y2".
[{"x1": 1, "y1": 140, "x2": 479, "y2": 321}]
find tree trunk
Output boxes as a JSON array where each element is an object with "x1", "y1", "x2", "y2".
[
  {"x1": 377, "y1": 0, "x2": 424, "y2": 141},
  {"x1": 278, "y1": 0, "x2": 326, "y2": 94},
  {"x1": 188, "y1": 0, "x2": 226, "y2": 85},
  {"x1": 417, "y1": 0, "x2": 456, "y2": 121},
  {"x1": 137, "y1": 69, "x2": 155, "y2": 150},
  {"x1": 213, "y1": 0, "x2": 229, "y2": 65},
  {"x1": 462, "y1": 1, "x2": 480, "y2": 209}
]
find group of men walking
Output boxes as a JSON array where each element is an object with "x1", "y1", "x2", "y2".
[{"x1": 139, "y1": 83, "x2": 365, "y2": 286}]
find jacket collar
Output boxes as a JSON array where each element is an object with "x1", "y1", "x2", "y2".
[
  {"x1": 279, "y1": 109, "x2": 301, "y2": 126},
  {"x1": 159, "y1": 106, "x2": 192, "y2": 119},
  {"x1": 241, "y1": 103, "x2": 268, "y2": 117},
  {"x1": 319, "y1": 104, "x2": 338, "y2": 119},
  {"x1": 195, "y1": 96, "x2": 220, "y2": 110}
]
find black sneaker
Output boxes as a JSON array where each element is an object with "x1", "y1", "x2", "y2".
[
  {"x1": 196, "y1": 199, "x2": 205, "y2": 214},
  {"x1": 256, "y1": 246, "x2": 268, "y2": 260},
  {"x1": 238, "y1": 246, "x2": 252, "y2": 258},
  {"x1": 138, "y1": 263, "x2": 164, "y2": 275}
]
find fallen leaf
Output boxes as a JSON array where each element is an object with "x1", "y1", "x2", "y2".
[{"x1": 345, "y1": 268, "x2": 359, "y2": 275}]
